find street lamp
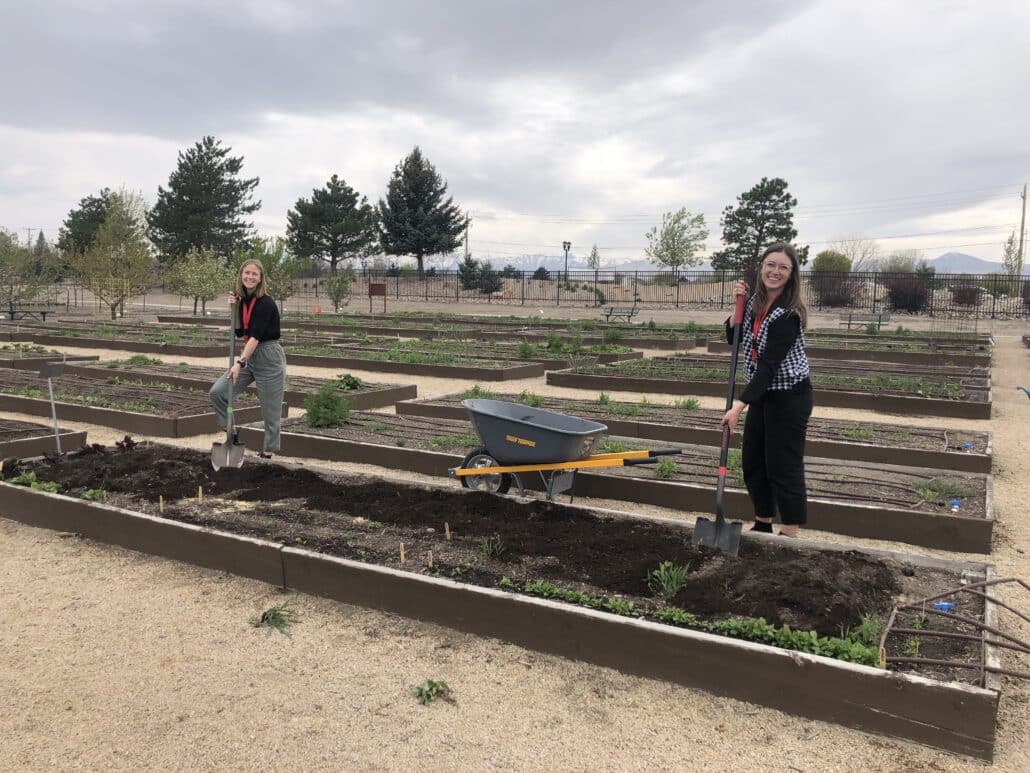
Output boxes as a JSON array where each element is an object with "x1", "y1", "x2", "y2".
[{"x1": 562, "y1": 241, "x2": 571, "y2": 283}]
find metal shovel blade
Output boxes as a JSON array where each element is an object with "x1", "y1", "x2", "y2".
[
  {"x1": 211, "y1": 437, "x2": 245, "y2": 471},
  {"x1": 692, "y1": 516, "x2": 742, "y2": 556}
]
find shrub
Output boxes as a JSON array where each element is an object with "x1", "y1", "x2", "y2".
[
  {"x1": 531, "y1": 266, "x2": 550, "y2": 281},
  {"x1": 951, "y1": 283, "x2": 981, "y2": 306},
  {"x1": 1022, "y1": 280, "x2": 1030, "y2": 310},
  {"x1": 884, "y1": 272, "x2": 932, "y2": 313},
  {"x1": 500, "y1": 264, "x2": 520, "y2": 278},
  {"x1": 810, "y1": 250, "x2": 856, "y2": 308},
  {"x1": 603, "y1": 328, "x2": 623, "y2": 345},
  {"x1": 811, "y1": 250, "x2": 851, "y2": 272},
  {"x1": 304, "y1": 383, "x2": 352, "y2": 427}
]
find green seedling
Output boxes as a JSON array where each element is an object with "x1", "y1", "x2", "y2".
[
  {"x1": 517, "y1": 341, "x2": 539, "y2": 358},
  {"x1": 725, "y1": 449, "x2": 744, "y2": 486},
  {"x1": 176, "y1": 363, "x2": 191, "y2": 374},
  {"x1": 458, "y1": 385, "x2": 494, "y2": 400},
  {"x1": 411, "y1": 679, "x2": 453, "y2": 706},
  {"x1": 7, "y1": 471, "x2": 61, "y2": 493},
  {"x1": 841, "y1": 422, "x2": 875, "y2": 441},
  {"x1": 653, "y1": 457, "x2": 677, "y2": 479},
  {"x1": 602, "y1": 439, "x2": 629, "y2": 453},
  {"x1": 366, "y1": 423, "x2": 388, "y2": 432},
  {"x1": 429, "y1": 433, "x2": 479, "y2": 451},
  {"x1": 673, "y1": 398, "x2": 700, "y2": 410},
  {"x1": 598, "y1": 392, "x2": 612, "y2": 406},
  {"x1": 903, "y1": 636, "x2": 921, "y2": 657},
  {"x1": 251, "y1": 600, "x2": 300, "y2": 636},
  {"x1": 519, "y1": 390, "x2": 542, "y2": 407},
  {"x1": 81, "y1": 488, "x2": 106, "y2": 501},
  {"x1": 841, "y1": 614, "x2": 881, "y2": 646},
  {"x1": 913, "y1": 479, "x2": 971, "y2": 503},
  {"x1": 480, "y1": 533, "x2": 507, "y2": 558},
  {"x1": 394, "y1": 438, "x2": 407, "y2": 447},
  {"x1": 648, "y1": 561, "x2": 689, "y2": 598}
]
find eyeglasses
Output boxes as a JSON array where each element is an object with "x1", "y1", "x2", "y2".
[{"x1": 762, "y1": 261, "x2": 792, "y2": 274}]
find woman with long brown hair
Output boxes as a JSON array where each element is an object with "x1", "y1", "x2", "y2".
[
  {"x1": 209, "y1": 258, "x2": 286, "y2": 458},
  {"x1": 720, "y1": 243, "x2": 811, "y2": 536}
]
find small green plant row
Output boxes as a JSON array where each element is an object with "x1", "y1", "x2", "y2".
[
  {"x1": 4, "y1": 470, "x2": 61, "y2": 493},
  {"x1": 498, "y1": 577, "x2": 879, "y2": 667}
]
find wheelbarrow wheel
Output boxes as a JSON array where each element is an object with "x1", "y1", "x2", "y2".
[{"x1": 459, "y1": 447, "x2": 512, "y2": 494}]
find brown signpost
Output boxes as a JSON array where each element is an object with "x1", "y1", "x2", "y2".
[{"x1": 369, "y1": 282, "x2": 387, "y2": 313}]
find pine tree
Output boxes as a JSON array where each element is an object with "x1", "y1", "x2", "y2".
[
  {"x1": 378, "y1": 147, "x2": 464, "y2": 278},
  {"x1": 287, "y1": 175, "x2": 377, "y2": 276},
  {"x1": 711, "y1": 177, "x2": 808, "y2": 273},
  {"x1": 148, "y1": 136, "x2": 260, "y2": 262},
  {"x1": 57, "y1": 188, "x2": 113, "y2": 255}
]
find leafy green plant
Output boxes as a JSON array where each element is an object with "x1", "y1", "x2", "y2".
[
  {"x1": 653, "y1": 457, "x2": 677, "y2": 479},
  {"x1": 304, "y1": 383, "x2": 352, "y2": 428},
  {"x1": 726, "y1": 449, "x2": 744, "y2": 486},
  {"x1": 459, "y1": 384, "x2": 495, "y2": 400},
  {"x1": 251, "y1": 600, "x2": 300, "y2": 636},
  {"x1": 81, "y1": 488, "x2": 106, "y2": 501},
  {"x1": 7, "y1": 471, "x2": 61, "y2": 493},
  {"x1": 648, "y1": 561, "x2": 689, "y2": 598},
  {"x1": 395, "y1": 438, "x2": 407, "y2": 447},
  {"x1": 519, "y1": 390, "x2": 541, "y2": 407},
  {"x1": 673, "y1": 398, "x2": 700, "y2": 410},
  {"x1": 125, "y1": 354, "x2": 164, "y2": 366},
  {"x1": 334, "y1": 373, "x2": 363, "y2": 391},
  {"x1": 428, "y1": 433, "x2": 479, "y2": 451},
  {"x1": 411, "y1": 679, "x2": 453, "y2": 706},
  {"x1": 480, "y1": 533, "x2": 507, "y2": 558},
  {"x1": 517, "y1": 341, "x2": 539, "y2": 358},
  {"x1": 841, "y1": 614, "x2": 881, "y2": 647},
  {"x1": 913, "y1": 479, "x2": 971, "y2": 503},
  {"x1": 841, "y1": 422, "x2": 875, "y2": 441},
  {"x1": 177, "y1": 362, "x2": 191, "y2": 374},
  {"x1": 903, "y1": 636, "x2": 921, "y2": 657},
  {"x1": 864, "y1": 322, "x2": 879, "y2": 335},
  {"x1": 603, "y1": 328, "x2": 623, "y2": 345},
  {"x1": 602, "y1": 439, "x2": 629, "y2": 453}
]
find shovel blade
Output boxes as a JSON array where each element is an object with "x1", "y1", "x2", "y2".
[
  {"x1": 211, "y1": 439, "x2": 246, "y2": 471},
  {"x1": 692, "y1": 516, "x2": 742, "y2": 556}
]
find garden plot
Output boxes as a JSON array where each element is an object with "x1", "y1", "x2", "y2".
[
  {"x1": 0, "y1": 418, "x2": 86, "y2": 457},
  {"x1": 397, "y1": 391, "x2": 992, "y2": 473},
  {"x1": 330, "y1": 337, "x2": 642, "y2": 368},
  {"x1": 0, "y1": 443, "x2": 1002, "y2": 759},
  {"x1": 548, "y1": 356, "x2": 992, "y2": 419},
  {"x1": 707, "y1": 336, "x2": 991, "y2": 367},
  {"x1": 0, "y1": 343, "x2": 99, "y2": 370},
  {"x1": 29, "y1": 324, "x2": 225, "y2": 356},
  {"x1": 63, "y1": 357, "x2": 416, "y2": 410},
  {"x1": 245, "y1": 412, "x2": 992, "y2": 552},
  {"x1": 0, "y1": 368, "x2": 281, "y2": 437},
  {"x1": 285, "y1": 342, "x2": 544, "y2": 380}
]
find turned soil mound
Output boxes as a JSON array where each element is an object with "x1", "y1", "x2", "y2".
[{"x1": 12, "y1": 444, "x2": 903, "y2": 638}]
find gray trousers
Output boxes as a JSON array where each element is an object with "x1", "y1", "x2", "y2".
[{"x1": 209, "y1": 341, "x2": 286, "y2": 453}]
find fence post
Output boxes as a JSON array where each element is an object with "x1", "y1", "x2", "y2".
[
  {"x1": 594, "y1": 269, "x2": 599, "y2": 307},
  {"x1": 991, "y1": 275, "x2": 997, "y2": 319},
  {"x1": 556, "y1": 273, "x2": 561, "y2": 307},
  {"x1": 633, "y1": 271, "x2": 638, "y2": 303},
  {"x1": 871, "y1": 274, "x2": 878, "y2": 312},
  {"x1": 455, "y1": 271, "x2": 459, "y2": 302},
  {"x1": 720, "y1": 273, "x2": 725, "y2": 310},
  {"x1": 521, "y1": 271, "x2": 525, "y2": 305}
]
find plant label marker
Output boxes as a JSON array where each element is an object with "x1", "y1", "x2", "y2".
[
  {"x1": 427, "y1": 550, "x2": 433, "y2": 569},
  {"x1": 159, "y1": 495, "x2": 164, "y2": 514},
  {"x1": 399, "y1": 542, "x2": 406, "y2": 564},
  {"x1": 198, "y1": 486, "x2": 203, "y2": 502},
  {"x1": 444, "y1": 522, "x2": 451, "y2": 540}
]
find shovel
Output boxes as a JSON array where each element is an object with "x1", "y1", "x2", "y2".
[
  {"x1": 211, "y1": 300, "x2": 245, "y2": 471},
  {"x1": 692, "y1": 292, "x2": 745, "y2": 555}
]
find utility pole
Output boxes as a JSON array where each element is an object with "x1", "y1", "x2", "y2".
[
  {"x1": 25, "y1": 228, "x2": 35, "y2": 248},
  {"x1": 1017, "y1": 183, "x2": 1026, "y2": 277},
  {"x1": 464, "y1": 211, "x2": 470, "y2": 259}
]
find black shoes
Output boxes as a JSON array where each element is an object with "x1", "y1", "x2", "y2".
[{"x1": 258, "y1": 452, "x2": 273, "y2": 459}]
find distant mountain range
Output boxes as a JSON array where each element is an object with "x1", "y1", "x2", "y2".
[{"x1": 425, "y1": 250, "x2": 1026, "y2": 275}]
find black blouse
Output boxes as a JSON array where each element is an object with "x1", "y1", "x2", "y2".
[{"x1": 235, "y1": 294, "x2": 280, "y2": 342}]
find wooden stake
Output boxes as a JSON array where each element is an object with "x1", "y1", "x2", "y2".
[
  {"x1": 159, "y1": 495, "x2": 164, "y2": 513},
  {"x1": 444, "y1": 522, "x2": 451, "y2": 540},
  {"x1": 427, "y1": 550, "x2": 433, "y2": 569},
  {"x1": 399, "y1": 542, "x2": 406, "y2": 564},
  {"x1": 197, "y1": 486, "x2": 203, "y2": 502}
]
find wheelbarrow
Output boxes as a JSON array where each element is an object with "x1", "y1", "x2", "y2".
[{"x1": 449, "y1": 399, "x2": 682, "y2": 502}]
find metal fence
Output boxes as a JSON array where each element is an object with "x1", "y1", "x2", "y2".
[{"x1": 289, "y1": 269, "x2": 1030, "y2": 318}]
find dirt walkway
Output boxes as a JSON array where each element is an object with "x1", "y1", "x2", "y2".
[{"x1": 1, "y1": 327, "x2": 1028, "y2": 770}]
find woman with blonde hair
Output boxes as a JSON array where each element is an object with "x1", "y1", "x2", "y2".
[
  {"x1": 209, "y1": 258, "x2": 286, "y2": 458},
  {"x1": 721, "y1": 243, "x2": 812, "y2": 537}
]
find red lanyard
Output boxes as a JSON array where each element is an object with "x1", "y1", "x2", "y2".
[
  {"x1": 240, "y1": 297, "x2": 257, "y2": 342},
  {"x1": 750, "y1": 307, "x2": 769, "y2": 362}
]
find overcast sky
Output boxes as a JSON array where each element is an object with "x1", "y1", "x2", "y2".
[{"x1": 1, "y1": 0, "x2": 1028, "y2": 265}]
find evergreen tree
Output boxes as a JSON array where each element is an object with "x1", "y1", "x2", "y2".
[
  {"x1": 57, "y1": 188, "x2": 113, "y2": 255},
  {"x1": 644, "y1": 208, "x2": 708, "y2": 274},
  {"x1": 457, "y1": 255, "x2": 480, "y2": 290},
  {"x1": 378, "y1": 146, "x2": 464, "y2": 278},
  {"x1": 587, "y1": 244, "x2": 602, "y2": 270},
  {"x1": 287, "y1": 174, "x2": 378, "y2": 276},
  {"x1": 711, "y1": 177, "x2": 808, "y2": 273},
  {"x1": 148, "y1": 136, "x2": 260, "y2": 263}
]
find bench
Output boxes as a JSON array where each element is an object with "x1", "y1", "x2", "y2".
[
  {"x1": 601, "y1": 300, "x2": 640, "y2": 323},
  {"x1": 838, "y1": 310, "x2": 891, "y2": 330},
  {"x1": 3, "y1": 305, "x2": 56, "y2": 322}
]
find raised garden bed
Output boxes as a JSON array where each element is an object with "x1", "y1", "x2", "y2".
[
  {"x1": 0, "y1": 343, "x2": 100, "y2": 370},
  {"x1": 62, "y1": 358, "x2": 417, "y2": 410},
  {"x1": 29, "y1": 331, "x2": 224, "y2": 357},
  {"x1": 548, "y1": 360, "x2": 992, "y2": 420},
  {"x1": 242, "y1": 413, "x2": 993, "y2": 552},
  {"x1": 707, "y1": 338, "x2": 990, "y2": 367},
  {"x1": 286, "y1": 345, "x2": 544, "y2": 381},
  {"x1": 0, "y1": 369, "x2": 285, "y2": 437},
  {"x1": 0, "y1": 419, "x2": 86, "y2": 457},
  {"x1": 396, "y1": 392, "x2": 992, "y2": 474},
  {"x1": 0, "y1": 444, "x2": 1001, "y2": 759}
]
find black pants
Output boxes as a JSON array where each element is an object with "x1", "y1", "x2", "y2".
[{"x1": 741, "y1": 381, "x2": 813, "y2": 525}]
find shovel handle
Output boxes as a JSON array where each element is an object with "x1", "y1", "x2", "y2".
[{"x1": 732, "y1": 292, "x2": 746, "y2": 326}]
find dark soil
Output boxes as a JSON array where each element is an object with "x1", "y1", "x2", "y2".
[
  {"x1": 0, "y1": 419, "x2": 60, "y2": 441},
  {"x1": 275, "y1": 413, "x2": 989, "y2": 516},
  {"x1": 7, "y1": 444, "x2": 986, "y2": 684}
]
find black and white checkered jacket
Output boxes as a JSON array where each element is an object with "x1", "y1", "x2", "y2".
[{"x1": 740, "y1": 299, "x2": 809, "y2": 391}]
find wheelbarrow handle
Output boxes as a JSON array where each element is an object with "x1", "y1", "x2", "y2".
[
  {"x1": 647, "y1": 448, "x2": 682, "y2": 457},
  {"x1": 623, "y1": 457, "x2": 663, "y2": 466}
]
